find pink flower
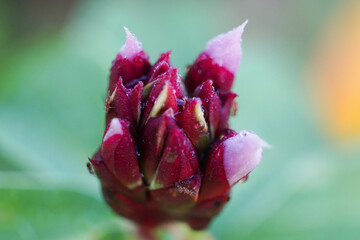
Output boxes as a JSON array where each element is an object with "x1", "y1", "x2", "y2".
[{"x1": 89, "y1": 22, "x2": 268, "y2": 230}]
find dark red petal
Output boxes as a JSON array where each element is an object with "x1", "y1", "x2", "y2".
[
  {"x1": 218, "y1": 91, "x2": 238, "y2": 131},
  {"x1": 106, "y1": 191, "x2": 170, "y2": 228},
  {"x1": 147, "y1": 51, "x2": 171, "y2": 84},
  {"x1": 101, "y1": 118, "x2": 142, "y2": 189},
  {"x1": 164, "y1": 67, "x2": 184, "y2": 98},
  {"x1": 105, "y1": 79, "x2": 134, "y2": 129},
  {"x1": 128, "y1": 81, "x2": 144, "y2": 125},
  {"x1": 150, "y1": 127, "x2": 198, "y2": 189},
  {"x1": 187, "y1": 193, "x2": 230, "y2": 230},
  {"x1": 198, "y1": 131, "x2": 234, "y2": 202},
  {"x1": 185, "y1": 53, "x2": 234, "y2": 95},
  {"x1": 178, "y1": 98, "x2": 210, "y2": 151},
  {"x1": 195, "y1": 80, "x2": 221, "y2": 138},
  {"x1": 89, "y1": 153, "x2": 146, "y2": 202},
  {"x1": 141, "y1": 79, "x2": 178, "y2": 126},
  {"x1": 141, "y1": 111, "x2": 177, "y2": 182},
  {"x1": 109, "y1": 51, "x2": 150, "y2": 93},
  {"x1": 149, "y1": 172, "x2": 201, "y2": 213}
]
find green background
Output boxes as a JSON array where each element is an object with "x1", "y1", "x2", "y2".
[{"x1": 1, "y1": 0, "x2": 359, "y2": 239}]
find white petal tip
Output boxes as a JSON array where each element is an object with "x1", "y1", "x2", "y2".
[
  {"x1": 204, "y1": 20, "x2": 248, "y2": 74},
  {"x1": 223, "y1": 130, "x2": 266, "y2": 186},
  {"x1": 240, "y1": 19, "x2": 249, "y2": 29},
  {"x1": 261, "y1": 139, "x2": 272, "y2": 149},
  {"x1": 240, "y1": 130, "x2": 271, "y2": 149},
  {"x1": 119, "y1": 27, "x2": 142, "y2": 59},
  {"x1": 103, "y1": 118, "x2": 123, "y2": 142}
]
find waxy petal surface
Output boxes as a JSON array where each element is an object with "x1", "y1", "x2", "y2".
[
  {"x1": 178, "y1": 98, "x2": 210, "y2": 151},
  {"x1": 90, "y1": 25, "x2": 267, "y2": 230},
  {"x1": 224, "y1": 130, "x2": 269, "y2": 186},
  {"x1": 204, "y1": 20, "x2": 247, "y2": 74},
  {"x1": 101, "y1": 118, "x2": 143, "y2": 189},
  {"x1": 119, "y1": 27, "x2": 143, "y2": 60},
  {"x1": 151, "y1": 127, "x2": 198, "y2": 189},
  {"x1": 141, "y1": 111, "x2": 177, "y2": 182}
]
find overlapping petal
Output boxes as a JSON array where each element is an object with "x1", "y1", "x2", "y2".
[{"x1": 89, "y1": 23, "x2": 267, "y2": 230}]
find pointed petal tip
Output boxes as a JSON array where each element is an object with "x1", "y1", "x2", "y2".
[
  {"x1": 103, "y1": 118, "x2": 124, "y2": 142},
  {"x1": 238, "y1": 19, "x2": 248, "y2": 32},
  {"x1": 123, "y1": 26, "x2": 130, "y2": 35},
  {"x1": 160, "y1": 51, "x2": 172, "y2": 62},
  {"x1": 223, "y1": 130, "x2": 266, "y2": 186},
  {"x1": 260, "y1": 138, "x2": 272, "y2": 149},
  {"x1": 204, "y1": 20, "x2": 248, "y2": 74},
  {"x1": 119, "y1": 27, "x2": 142, "y2": 59},
  {"x1": 240, "y1": 130, "x2": 271, "y2": 149}
]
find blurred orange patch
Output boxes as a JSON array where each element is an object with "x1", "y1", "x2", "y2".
[{"x1": 311, "y1": 0, "x2": 360, "y2": 140}]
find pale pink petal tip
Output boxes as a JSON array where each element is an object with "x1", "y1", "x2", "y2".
[
  {"x1": 223, "y1": 130, "x2": 267, "y2": 186},
  {"x1": 103, "y1": 118, "x2": 123, "y2": 142},
  {"x1": 204, "y1": 20, "x2": 248, "y2": 74},
  {"x1": 119, "y1": 27, "x2": 143, "y2": 59}
]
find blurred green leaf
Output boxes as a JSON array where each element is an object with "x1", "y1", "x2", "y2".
[{"x1": 0, "y1": 189, "x2": 114, "y2": 240}]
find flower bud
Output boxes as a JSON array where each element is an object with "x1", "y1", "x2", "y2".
[{"x1": 90, "y1": 25, "x2": 267, "y2": 230}]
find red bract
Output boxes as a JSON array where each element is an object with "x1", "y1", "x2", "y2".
[{"x1": 89, "y1": 23, "x2": 268, "y2": 230}]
